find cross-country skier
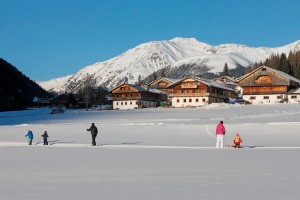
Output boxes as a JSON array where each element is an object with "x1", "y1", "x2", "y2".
[
  {"x1": 233, "y1": 132, "x2": 242, "y2": 148},
  {"x1": 87, "y1": 123, "x2": 98, "y2": 146},
  {"x1": 216, "y1": 121, "x2": 226, "y2": 148},
  {"x1": 25, "y1": 130, "x2": 34, "y2": 145},
  {"x1": 41, "y1": 131, "x2": 49, "y2": 145}
]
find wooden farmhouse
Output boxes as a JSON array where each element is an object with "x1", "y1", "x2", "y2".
[
  {"x1": 167, "y1": 77, "x2": 235, "y2": 107},
  {"x1": 237, "y1": 66, "x2": 300, "y2": 104},
  {"x1": 148, "y1": 77, "x2": 179, "y2": 94},
  {"x1": 110, "y1": 83, "x2": 167, "y2": 110},
  {"x1": 214, "y1": 76, "x2": 241, "y2": 97}
]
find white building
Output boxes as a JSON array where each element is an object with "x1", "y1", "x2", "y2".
[
  {"x1": 110, "y1": 83, "x2": 167, "y2": 110},
  {"x1": 237, "y1": 66, "x2": 300, "y2": 104},
  {"x1": 167, "y1": 77, "x2": 235, "y2": 108}
]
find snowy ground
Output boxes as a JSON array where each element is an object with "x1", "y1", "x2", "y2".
[{"x1": 1, "y1": 103, "x2": 300, "y2": 200}]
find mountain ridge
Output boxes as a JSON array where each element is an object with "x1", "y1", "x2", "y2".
[{"x1": 38, "y1": 38, "x2": 300, "y2": 93}]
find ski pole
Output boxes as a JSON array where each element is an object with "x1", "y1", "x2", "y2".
[{"x1": 35, "y1": 136, "x2": 42, "y2": 145}]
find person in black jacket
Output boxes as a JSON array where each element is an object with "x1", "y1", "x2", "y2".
[
  {"x1": 41, "y1": 131, "x2": 49, "y2": 145},
  {"x1": 87, "y1": 123, "x2": 98, "y2": 146}
]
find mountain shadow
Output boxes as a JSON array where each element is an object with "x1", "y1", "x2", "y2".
[{"x1": 0, "y1": 58, "x2": 51, "y2": 111}]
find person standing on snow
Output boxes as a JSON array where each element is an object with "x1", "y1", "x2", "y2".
[
  {"x1": 216, "y1": 121, "x2": 226, "y2": 148},
  {"x1": 41, "y1": 131, "x2": 49, "y2": 145},
  {"x1": 87, "y1": 123, "x2": 98, "y2": 146},
  {"x1": 233, "y1": 132, "x2": 242, "y2": 148},
  {"x1": 25, "y1": 130, "x2": 34, "y2": 145}
]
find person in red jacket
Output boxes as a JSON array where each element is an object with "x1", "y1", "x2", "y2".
[
  {"x1": 216, "y1": 121, "x2": 226, "y2": 148},
  {"x1": 233, "y1": 132, "x2": 242, "y2": 148}
]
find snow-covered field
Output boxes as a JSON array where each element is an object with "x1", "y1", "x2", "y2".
[{"x1": 1, "y1": 103, "x2": 300, "y2": 200}]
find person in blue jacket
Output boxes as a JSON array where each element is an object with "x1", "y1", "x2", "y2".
[{"x1": 25, "y1": 130, "x2": 34, "y2": 145}]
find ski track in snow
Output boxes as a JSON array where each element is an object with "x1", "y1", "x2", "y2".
[{"x1": 1, "y1": 142, "x2": 300, "y2": 149}]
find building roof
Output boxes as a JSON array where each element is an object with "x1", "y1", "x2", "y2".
[
  {"x1": 168, "y1": 77, "x2": 234, "y2": 91},
  {"x1": 148, "y1": 77, "x2": 180, "y2": 86},
  {"x1": 291, "y1": 88, "x2": 300, "y2": 94},
  {"x1": 237, "y1": 66, "x2": 300, "y2": 83},
  {"x1": 110, "y1": 83, "x2": 166, "y2": 95}
]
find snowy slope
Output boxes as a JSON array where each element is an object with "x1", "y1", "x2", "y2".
[
  {"x1": 39, "y1": 38, "x2": 300, "y2": 93},
  {"x1": 1, "y1": 104, "x2": 300, "y2": 200},
  {"x1": 37, "y1": 75, "x2": 73, "y2": 93}
]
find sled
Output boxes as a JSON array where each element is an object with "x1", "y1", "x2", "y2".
[{"x1": 225, "y1": 144, "x2": 243, "y2": 148}]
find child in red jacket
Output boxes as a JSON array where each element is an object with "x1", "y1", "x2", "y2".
[{"x1": 233, "y1": 133, "x2": 242, "y2": 148}]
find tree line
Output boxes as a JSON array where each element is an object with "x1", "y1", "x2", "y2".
[
  {"x1": 0, "y1": 58, "x2": 51, "y2": 111},
  {"x1": 244, "y1": 51, "x2": 300, "y2": 79}
]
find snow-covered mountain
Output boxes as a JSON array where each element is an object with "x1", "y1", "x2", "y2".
[{"x1": 38, "y1": 38, "x2": 300, "y2": 93}]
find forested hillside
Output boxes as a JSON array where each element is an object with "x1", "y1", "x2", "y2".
[
  {"x1": 245, "y1": 51, "x2": 300, "y2": 78},
  {"x1": 0, "y1": 58, "x2": 51, "y2": 111}
]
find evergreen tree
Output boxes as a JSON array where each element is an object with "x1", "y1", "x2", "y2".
[
  {"x1": 95, "y1": 87, "x2": 107, "y2": 110},
  {"x1": 153, "y1": 70, "x2": 157, "y2": 80},
  {"x1": 244, "y1": 65, "x2": 254, "y2": 75},
  {"x1": 223, "y1": 63, "x2": 229, "y2": 76},
  {"x1": 161, "y1": 68, "x2": 166, "y2": 77},
  {"x1": 137, "y1": 75, "x2": 143, "y2": 85},
  {"x1": 264, "y1": 53, "x2": 280, "y2": 68}
]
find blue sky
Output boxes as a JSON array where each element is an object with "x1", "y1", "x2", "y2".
[{"x1": 1, "y1": 0, "x2": 300, "y2": 81}]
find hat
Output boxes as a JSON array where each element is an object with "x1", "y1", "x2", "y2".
[
  {"x1": 92, "y1": 123, "x2": 95, "y2": 125},
  {"x1": 220, "y1": 121, "x2": 223, "y2": 124}
]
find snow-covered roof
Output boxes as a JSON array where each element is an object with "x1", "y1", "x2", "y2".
[
  {"x1": 148, "y1": 77, "x2": 180, "y2": 86},
  {"x1": 147, "y1": 87, "x2": 166, "y2": 94},
  {"x1": 162, "y1": 77, "x2": 180, "y2": 83},
  {"x1": 129, "y1": 84, "x2": 145, "y2": 91},
  {"x1": 109, "y1": 83, "x2": 144, "y2": 93},
  {"x1": 270, "y1": 67, "x2": 300, "y2": 83},
  {"x1": 292, "y1": 88, "x2": 300, "y2": 94},
  {"x1": 110, "y1": 83, "x2": 166, "y2": 95}
]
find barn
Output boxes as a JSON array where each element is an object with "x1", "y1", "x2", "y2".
[{"x1": 237, "y1": 66, "x2": 300, "y2": 104}]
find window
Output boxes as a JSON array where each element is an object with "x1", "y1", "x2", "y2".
[
  {"x1": 130, "y1": 102, "x2": 132, "y2": 105},
  {"x1": 291, "y1": 96, "x2": 297, "y2": 99},
  {"x1": 121, "y1": 102, "x2": 123, "y2": 105},
  {"x1": 263, "y1": 96, "x2": 269, "y2": 99},
  {"x1": 189, "y1": 99, "x2": 192, "y2": 102},
  {"x1": 183, "y1": 99, "x2": 186, "y2": 102},
  {"x1": 125, "y1": 102, "x2": 127, "y2": 105},
  {"x1": 116, "y1": 102, "x2": 119, "y2": 105},
  {"x1": 196, "y1": 98, "x2": 199, "y2": 102},
  {"x1": 277, "y1": 96, "x2": 282, "y2": 99},
  {"x1": 177, "y1": 99, "x2": 180, "y2": 103},
  {"x1": 202, "y1": 98, "x2": 206, "y2": 102},
  {"x1": 250, "y1": 96, "x2": 256, "y2": 100}
]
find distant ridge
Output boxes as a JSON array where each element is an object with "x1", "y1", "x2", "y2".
[{"x1": 38, "y1": 38, "x2": 300, "y2": 93}]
